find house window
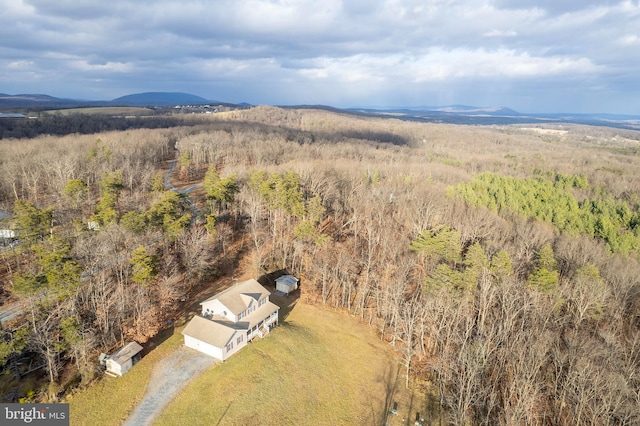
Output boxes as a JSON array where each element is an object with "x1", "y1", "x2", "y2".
[
  {"x1": 226, "y1": 341, "x2": 234, "y2": 352},
  {"x1": 237, "y1": 335, "x2": 243, "y2": 345},
  {"x1": 259, "y1": 298, "x2": 266, "y2": 307}
]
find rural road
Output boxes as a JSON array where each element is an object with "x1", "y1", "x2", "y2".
[{"x1": 123, "y1": 346, "x2": 216, "y2": 426}]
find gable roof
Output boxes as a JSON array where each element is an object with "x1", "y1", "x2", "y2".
[
  {"x1": 109, "y1": 342, "x2": 143, "y2": 365},
  {"x1": 200, "y1": 279, "x2": 271, "y2": 315},
  {"x1": 182, "y1": 316, "x2": 240, "y2": 348}
]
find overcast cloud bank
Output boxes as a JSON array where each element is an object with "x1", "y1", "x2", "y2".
[{"x1": 1, "y1": 0, "x2": 639, "y2": 113}]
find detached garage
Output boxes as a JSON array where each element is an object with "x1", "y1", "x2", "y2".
[{"x1": 275, "y1": 275, "x2": 299, "y2": 295}]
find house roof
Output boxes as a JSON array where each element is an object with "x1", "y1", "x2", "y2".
[
  {"x1": 109, "y1": 342, "x2": 143, "y2": 365},
  {"x1": 184, "y1": 301, "x2": 279, "y2": 345},
  {"x1": 200, "y1": 279, "x2": 271, "y2": 315},
  {"x1": 182, "y1": 315, "x2": 239, "y2": 348},
  {"x1": 246, "y1": 301, "x2": 279, "y2": 329},
  {"x1": 186, "y1": 279, "x2": 279, "y2": 349},
  {"x1": 276, "y1": 275, "x2": 299, "y2": 288}
]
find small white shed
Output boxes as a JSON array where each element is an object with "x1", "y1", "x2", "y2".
[
  {"x1": 0, "y1": 229, "x2": 16, "y2": 239},
  {"x1": 105, "y1": 342, "x2": 143, "y2": 377},
  {"x1": 275, "y1": 275, "x2": 299, "y2": 295}
]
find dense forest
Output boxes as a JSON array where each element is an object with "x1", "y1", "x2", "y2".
[
  {"x1": 0, "y1": 113, "x2": 199, "y2": 140},
  {"x1": 1, "y1": 106, "x2": 639, "y2": 424}
]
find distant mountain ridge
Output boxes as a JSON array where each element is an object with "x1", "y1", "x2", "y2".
[
  {"x1": 344, "y1": 105, "x2": 640, "y2": 130},
  {"x1": 111, "y1": 92, "x2": 213, "y2": 106},
  {"x1": 0, "y1": 93, "x2": 84, "y2": 108},
  {"x1": 2, "y1": 93, "x2": 63, "y2": 101},
  {"x1": 1, "y1": 92, "x2": 639, "y2": 130},
  {"x1": 0, "y1": 92, "x2": 220, "y2": 109},
  {"x1": 351, "y1": 105, "x2": 521, "y2": 116}
]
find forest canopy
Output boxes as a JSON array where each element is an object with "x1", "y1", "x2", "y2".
[
  {"x1": 0, "y1": 106, "x2": 639, "y2": 424},
  {"x1": 452, "y1": 172, "x2": 640, "y2": 255}
]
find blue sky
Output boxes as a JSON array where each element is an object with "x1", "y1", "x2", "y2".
[{"x1": 1, "y1": 0, "x2": 639, "y2": 113}]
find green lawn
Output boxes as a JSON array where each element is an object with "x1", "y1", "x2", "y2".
[{"x1": 69, "y1": 301, "x2": 429, "y2": 425}]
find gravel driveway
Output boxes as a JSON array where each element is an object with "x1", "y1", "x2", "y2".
[{"x1": 123, "y1": 346, "x2": 216, "y2": 426}]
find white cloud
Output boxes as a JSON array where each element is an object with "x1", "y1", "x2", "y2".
[
  {"x1": 294, "y1": 49, "x2": 600, "y2": 85},
  {"x1": 618, "y1": 34, "x2": 640, "y2": 45},
  {"x1": 483, "y1": 29, "x2": 518, "y2": 37},
  {"x1": 7, "y1": 60, "x2": 34, "y2": 69}
]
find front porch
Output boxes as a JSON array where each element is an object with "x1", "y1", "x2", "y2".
[{"x1": 247, "y1": 312, "x2": 279, "y2": 341}]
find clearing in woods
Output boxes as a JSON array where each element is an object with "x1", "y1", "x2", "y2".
[
  {"x1": 153, "y1": 300, "x2": 432, "y2": 425},
  {"x1": 69, "y1": 299, "x2": 433, "y2": 425}
]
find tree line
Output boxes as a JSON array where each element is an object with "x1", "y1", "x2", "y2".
[{"x1": 0, "y1": 113, "x2": 196, "y2": 140}]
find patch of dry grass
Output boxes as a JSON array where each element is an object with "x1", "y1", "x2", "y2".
[
  {"x1": 68, "y1": 301, "x2": 431, "y2": 426},
  {"x1": 67, "y1": 328, "x2": 183, "y2": 426}
]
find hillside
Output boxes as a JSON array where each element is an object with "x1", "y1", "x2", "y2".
[
  {"x1": 0, "y1": 107, "x2": 639, "y2": 424},
  {"x1": 4, "y1": 90, "x2": 638, "y2": 129},
  {"x1": 0, "y1": 93, "x2": 86, "y2": 109},
  {"x1": 69, "y1": 301, "x2": 426, "y2": 425},
  {"x1": 0, "y1": 91, "x2": 216, "y2": 110},
  {"x1": 110, "y1": 92, "x2": 212, "y2": 106}
]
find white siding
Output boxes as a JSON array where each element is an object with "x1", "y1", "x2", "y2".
[
  {"x1": 201, "y1": 299, "x2": 236, "y2": 322},
  {"x1": 184, "y1": 335, "x2": 224, "y2": 360},
  {"x1": 184, "y1": 332, "x2": 247, "y2": 361},
  {"x1": 224, "y1": 331, "x2": 247, "y2": 359},
  {"x1": 276, "y1": 282, "x2": 297, "y2": 294},
  {"x1": 105, "y1": 358, "x2": 133, "y2": 376},
  {"x1": 276, "y1": 275, "x2": 298, "y2": 294}
]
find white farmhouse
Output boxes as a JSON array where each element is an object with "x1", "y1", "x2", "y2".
[{"x1": 182, "y1": 279, "x2": 279, "y2": 361}]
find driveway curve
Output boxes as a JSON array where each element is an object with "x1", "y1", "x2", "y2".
[{"x1": 123, "y1": 346, "x2": 216, "y2": 426}]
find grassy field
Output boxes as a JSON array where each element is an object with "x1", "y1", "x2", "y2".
[
  {"x1": 40, "y1": 107, "x2": 154, "y2": 116},
  {"x1": 67, "y1": 327, "x2": 183, "y2": 426},
  {"x1": 155, "y1": 301, "x2": 430, "y2": 425},
  {"x1": 69, "y1": 300, "x2": 431, "y2": 425}
]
